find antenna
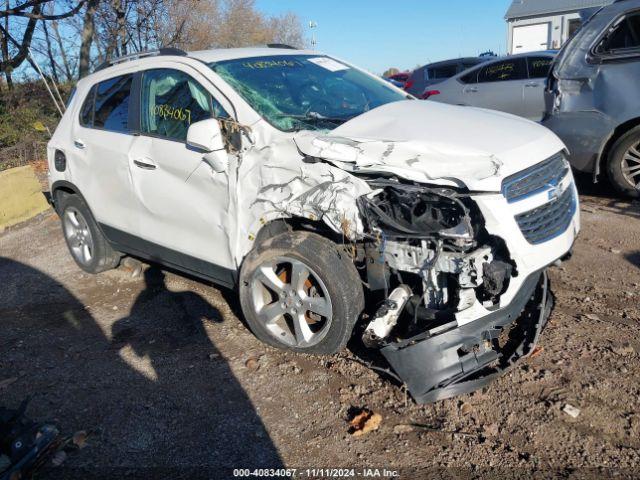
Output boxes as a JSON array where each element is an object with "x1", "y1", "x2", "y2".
[{"x1": 309, "y1": 21, "x2": 318, "y2": 49}]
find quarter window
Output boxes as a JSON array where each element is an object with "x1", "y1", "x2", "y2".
[
  {"x1": 79, "y1": 86, "x2": 96, "y2": 127},
  {"x1": 93, "y1": 74, "x2": 133, "y2": 132},
  {"x1": 527, "y1": 56, "x2": 554, "y2": 79},
  {"x1": 140, "y1": 69, "x2": 228, "y2": 142},
  {"x1": 595, "y1": 11, "x2": 640, "y2": 55},
  {"x1": 477, "y1": 59, "x2": 527, "y2": 83}
]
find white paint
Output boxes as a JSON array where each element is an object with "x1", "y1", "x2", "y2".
[
  {"x1": 512, "y1": 23, "x2": 551, "y2": 53},
  {"x1": 48, "y1": 47, "x2": 580, "y2": 335}
]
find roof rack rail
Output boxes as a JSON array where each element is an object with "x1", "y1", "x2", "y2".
[
  {"x1": 94, "y1": 47, "x2": 188, "y2": 72},
  {"x1": 266, "y1": 43, "x2": 297, "y2": 50}
]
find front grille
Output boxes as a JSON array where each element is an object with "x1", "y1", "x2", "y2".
[
  {"x1": 515, "y1": 186, "x2": 576, "y2": 245},
  {"x1": 502, "y1": 154, "x2": 569, "y2": 203}
]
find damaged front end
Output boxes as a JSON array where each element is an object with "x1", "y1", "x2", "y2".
[{"x1": 356, "y1": 180, "x2": 553, "y2": 403}]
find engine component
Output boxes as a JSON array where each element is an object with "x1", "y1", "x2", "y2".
[
  {"x1": 358, "y1": 183, "x2": 473, "y2": 242},
  {"x1": 363, "y1": 285, "x2": 412, "y2": 347}
]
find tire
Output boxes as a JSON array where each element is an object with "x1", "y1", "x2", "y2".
[
  {"x1": 606, "y1": 126, "x2": 640, "y2": 199},
  {"x1": 239, "y1": 231, "x2": 365, "y2": 355},
  {"x1": 57, "y1": 193, "x2": 121, "y2": 274}
]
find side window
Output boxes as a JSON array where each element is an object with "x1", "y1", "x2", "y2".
[
  {"x1": 429, "y1": 64, "x2": 458, "y2": 80},
  {"x1": 141, "y1": 69, "x2": 229, "y2": 142},
  {"x1": 527, "y1": 56, "x2": 554, "y2": 78},
  {"x1": 79, "y1": 86, "x2": 96, "y2": 127},
  {"x1": 595, "y1": 11, "x2": 640, "y2": 55},
  {"x1": 477, "y1": 59, "x2": 527, "y2": 83},
  {"x1": 93, "y1": 74, "x2": 133, "y2": 132},
  {"x1": 459, "y1": 68, "x2": 479, "y2": 84}
]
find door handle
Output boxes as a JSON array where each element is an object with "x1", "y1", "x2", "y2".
[
  {"x1": 466, "y1": 87, "x2": 478, "y2": 93},
  {"x1": 74, "y1": 140, "x2": 85, "y2": 149},
  {"x1": 133, "y1": 159, "x2": 157, "y2": 170},
  {"x1": 525, "y1": 82, "x2": 540, "y2": 88}
]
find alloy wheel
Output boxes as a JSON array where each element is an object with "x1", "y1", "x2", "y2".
[
  {"x1": 250, "y1": 256, "x2": 333, "y2": 348},
  {"x1": 63, "y1": 207, "x2": 94, "y2": 267},
  {"x1": 622, "y1": 142, "x2": 640, "y2": 189}
]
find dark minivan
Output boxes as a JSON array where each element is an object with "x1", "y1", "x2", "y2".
[
  {"x1": 404, "y1": 57, "x2": 491, "y2": 98},
  {"x1": 543, "y1": 0, "x2": 640, "y2": 197}
]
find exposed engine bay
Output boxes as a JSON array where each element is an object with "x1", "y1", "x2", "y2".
[
  {"x1": 357, "y1": 181, "x2": 515, "y2": 341},
  {"x1": 353, "y1": 179, "x2": 553, "y2": 403}
]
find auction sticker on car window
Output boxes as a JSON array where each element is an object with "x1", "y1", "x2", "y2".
[{"x1": 308, "y1": 57, "x2": 349, "y2": 72}]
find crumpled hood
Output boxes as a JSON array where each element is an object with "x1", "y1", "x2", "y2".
[{"x1": 294, "y1": 100, "x2": 565, "y2": 191}]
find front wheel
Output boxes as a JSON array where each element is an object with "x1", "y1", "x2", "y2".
[
  {"x1": 239, "y1": 231, "x2": 364, "y2": 355},
  {"x1": 607, "y1": 126, "x2": 640, "y2": 199}
]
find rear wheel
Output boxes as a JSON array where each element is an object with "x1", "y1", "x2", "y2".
[
  {"x1": 607, "y1": 126, "x2": 640, "y2": 198},
  {"x1": 58, "y1": 193, "x2": 121, "y2": 274},
  {"x1": 239, "y1": 231, "x2": 364, "y2": 355}
]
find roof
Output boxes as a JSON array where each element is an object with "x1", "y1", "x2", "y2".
[
  {"x1": 505, "y1": 0, "x2": 614, "y2": 19},
  {"x1": 188, "y1": 47, "x2": 315, "y2": 63}
]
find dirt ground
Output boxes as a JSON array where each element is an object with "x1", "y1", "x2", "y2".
[{"x1": 1, "y1": 181, "x2": 639, "y2": 479}]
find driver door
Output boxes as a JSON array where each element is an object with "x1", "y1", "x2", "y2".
[{"x1": 127, "y1": 66, "x2": 237, "y2": 282}]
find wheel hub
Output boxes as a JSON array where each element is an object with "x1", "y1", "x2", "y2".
[{"x1": 250, "y1": 256, "x2": 333, "y2": 348}]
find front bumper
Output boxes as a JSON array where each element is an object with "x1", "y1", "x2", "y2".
[{"x1": 381, "y1": 270, "x2": 552, "y2": 404}]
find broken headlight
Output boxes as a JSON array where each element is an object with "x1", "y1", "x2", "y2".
[{"x1": 357, "y1": 182, "x2": 474, "y2": 244}]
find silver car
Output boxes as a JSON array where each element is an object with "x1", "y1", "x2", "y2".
[{"x1": 427, "y1": 52, "x2": 556, "y2": 122}]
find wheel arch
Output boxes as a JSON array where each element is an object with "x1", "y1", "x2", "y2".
[
  {"x1": 597, "y1": 116, "x2": 640, "y2": 180},
  {"x1": 252, "y1": 216, "x2": 355, "y2": 252}
]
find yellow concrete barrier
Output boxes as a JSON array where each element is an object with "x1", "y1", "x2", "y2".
[{"x1": 0, "y1": 165, "x2": 50, "y2": 232}]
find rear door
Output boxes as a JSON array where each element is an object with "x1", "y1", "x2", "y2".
[
  {"x1": 524, "y1": 55, "x2": 555, "y2": 121},
  {"x1": 463, "y1": 58, "x2": 528, "y2": 116},
  {"x1": 70, "y1": 74, "x2": 139, "y2": 235}
]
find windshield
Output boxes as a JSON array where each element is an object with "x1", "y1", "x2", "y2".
[{"x1": 209, "y1": 55, "x2": 407, "y2": 132}]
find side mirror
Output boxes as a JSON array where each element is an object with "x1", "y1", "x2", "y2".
[{"x1": 186, "y1": 118, "x2": 225, "y2": 153}]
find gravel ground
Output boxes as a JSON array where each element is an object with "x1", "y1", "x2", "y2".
[{"x1": 1, "y1": 185, "x2": 639, "y2": 479}]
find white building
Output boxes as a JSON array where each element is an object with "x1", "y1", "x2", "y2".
[{"x1": 506, "y1": 0, "x2": 613, "y2": 54}]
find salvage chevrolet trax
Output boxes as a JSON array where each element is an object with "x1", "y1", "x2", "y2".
[{"x1": 47, "y1": 47, "x2": 580, "y2": 403}]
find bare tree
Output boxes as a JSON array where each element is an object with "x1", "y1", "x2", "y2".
[
  {"x1": 0, "y1": 0, "x2": 86, "y2": 88},
  {"x1": 78, "y1": 0, "x2": 98, "y2": 77}
]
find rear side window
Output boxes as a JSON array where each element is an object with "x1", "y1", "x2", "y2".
[
  {"x1": 79, "y1": 75, "x2": 132, "y2": 133},
  {"x1": 595, "y1": 11, "x2": 640, "y2": 55},
  {"x1": 140, "y1": 69, "x2": 229, "y2": 142},
  {"x1": 93, "y1": 75, "x2": 133, "y2": 132},
  {"x1": 527, "y1": 56, "x2": 554, "y2": 78},
  {"x1": 79, "y1": 86, "x2": 96, "y2": 127},
  {"x1": 428, "y1": 64, "x2": 458, "y2": 80},
  {"x1": 477, "y1": 58, "x2": 527, "y2": 83},
  {"x1": 459, "y1": 68, "x2": 480, "y2": 84}
]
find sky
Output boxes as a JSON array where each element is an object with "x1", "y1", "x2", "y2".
[{"x1": 256, "y1": 0, "x2": 513, "y2": 74}]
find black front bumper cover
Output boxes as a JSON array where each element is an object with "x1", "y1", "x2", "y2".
[{"x1": 381, "y1": 270, "x2": 552, "y2": 404}]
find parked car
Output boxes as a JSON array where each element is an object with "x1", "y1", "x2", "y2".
[
  {"x1": 428, "y1": 52, "x2": 556, "y2": 121},
  {"x1": 383, "y1": 76, "x2": 405, "y2": 88},
  {"x1": 543, "y1": 0, "x2": 640, "y2": 198},
  {"x1": 47, "y1": 46, "x2": 579, "y2": 403},
  {"x1": 388, "y1": 71, "x2": 410, "y2": 87},
  {"x1": 404, "y1": 57, "x2": 490, "y2": 97}
]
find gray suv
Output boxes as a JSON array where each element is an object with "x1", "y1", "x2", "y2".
[{"x1": 543, "y1": 0, "x2": 640, "y2": 198}]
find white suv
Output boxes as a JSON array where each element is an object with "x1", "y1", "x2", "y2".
[{"x1": 48, "y1": 46, "x2": 580, "y2": 403}]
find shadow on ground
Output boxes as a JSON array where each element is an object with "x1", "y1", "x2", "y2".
[{"x1": 0, "y1": 257, "x2": 282, "y2": 478}]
